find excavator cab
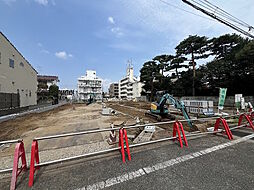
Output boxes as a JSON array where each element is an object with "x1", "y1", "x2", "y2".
[{"x1": 146, "y1": 93, "x2": 193, "y2": 129}]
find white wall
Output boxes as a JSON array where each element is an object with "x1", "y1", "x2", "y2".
[{"x1": 133, "y1": 82, "x2": 143, "y2": 98}]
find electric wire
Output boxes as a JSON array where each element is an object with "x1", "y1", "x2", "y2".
[
  {"x1": 202, "y1": 0, "x2": 252, "y2": 28},
  {"x1": 194, "y1": 0, "x2": 252, "y2": 29},
  {"x1": 182, "y1": 0, "x2": 254, "y2": 38},
  {"x1": 158, "y1": 0, "x2": 214, "y2": 21}
]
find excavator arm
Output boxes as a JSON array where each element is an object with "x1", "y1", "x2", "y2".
[{"x1": 159, "y1": 94, "x2": 193, "y2": 129}]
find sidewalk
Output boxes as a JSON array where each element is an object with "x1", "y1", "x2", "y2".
[{"x1": 0, "y1": 101, "x2": 67, "y2": 124}]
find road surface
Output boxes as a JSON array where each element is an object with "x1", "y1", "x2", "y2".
[{"x1": 0, "y1": 131, "x2": 253, "y2": 190}]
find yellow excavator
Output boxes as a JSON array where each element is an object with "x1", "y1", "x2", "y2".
[{"x1": 145, "y1": 93, "x2": 193, "y2": 129}]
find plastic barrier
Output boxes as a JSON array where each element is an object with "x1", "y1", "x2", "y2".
[
  {"x1": 172, "y1": 121, "x2": 188, "y2": 148},
  {"x1": 28, "y1": 140, "x2": 40, "y2": 187},
  {"x1": 251, "y1": 111, "x2": 254, "y2": 120},
  {"x1": 118, "y1": 128, "x2": 131, "y2": 163},
  {"x1": 238, "y1": 113, "x2": 254, "y2": 131},
  {"x1": 26, "y1": 113, "x2": 250, "y2": 187},
  {"x1": 10, "y1": 141, "x2": 27, "y2": 190},
  {"x1": 214, "y1": 118, "x2": 233, "y2": 140}
]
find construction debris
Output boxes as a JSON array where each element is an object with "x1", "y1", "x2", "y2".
[
  {"x1": 144, "y1": 125, "x2": 156, "y2": 133},
  {"x1": 133, "y1": 126, "x2": 156, "y2": 143},
  {"x1": 107, "y1": 123, "x2": 117, "y2": 145},
  {"x1": 101, "y1": 108, "x2": 114, "y2": 115}
]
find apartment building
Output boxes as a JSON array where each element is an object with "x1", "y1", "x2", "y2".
[
  {"x1": 119, "y1": 65, "x2": 143, "y2": 100},
  {"x1": 0, "y1": 32, "x2": 37, "y2": 108},
  {"x1": 37, "y1": 75, "x2": 59, "y2": 92},
  {"x1": 109, "y1": 82, "x2": 119, "y2": 98},
  {"x1": 77, "y1": 70, "x2": 102, "y2": 101},
  {"x1": 59, "y1": 89, "x2": 77, "y2": 100}
]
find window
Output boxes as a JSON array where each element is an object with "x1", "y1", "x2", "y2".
[
  {"x1": 9, "y1": 59, "x2": 14, "y2": 68},
  {"x1": 20, "y1": 62, "x2": 24, "y2": 67},
  {"x1": 29, "y1": 90, "x2": 31, "y2": 97},
  {"x1": 0, "y1": 52, "x2": 1, "y2": 64}
]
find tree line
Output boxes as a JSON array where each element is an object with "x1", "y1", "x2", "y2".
[{"x1": 140, "y1": 33, "x2": 254, "y2": 100}]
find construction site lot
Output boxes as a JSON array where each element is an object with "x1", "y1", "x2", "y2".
[{"x1": 0, "y1": 101, "x2": 240, "y2": 173}]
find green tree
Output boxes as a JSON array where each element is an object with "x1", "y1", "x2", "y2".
[
  {"x1": 201, "y1": 34, "x2": 252, "y2": 95},
  {"x1": 49, "y1": 84, "x2": 59, "y2": 98},
  {"x1": 140, "y1": 61, "x2": 161, "y2": 101},
  {"x1": 234, "y1": 40, "x2": 254, "y2": 95},
  {"x1": 168, "y1": 56, "x2": 188, "y2": 79},
  {"x1": 153, "y1": 54, "x2": 174, "y2": 76},
  {"x1": 209, "y1": 33, "x2": 247, "y2": 60},
  {"x1": 176, "y1": 35, "x2": 209, "y2": 96}
]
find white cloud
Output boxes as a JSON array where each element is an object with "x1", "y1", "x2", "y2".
[
  {"x1": 37, "y1": 42, "x2": 43, "y2": 47},
  {"x1": 109, "y1": 43, "x2": 141, "y2": 52},
  {"x1": 34, "y1": 0, "x2": 48, "y2": 6},
  {"x1": 40, "y1": 49, "x2": 50, "y2": 54},
  {"x1": 55, "y1": 51, "x2": 73, "y2": 60},
  {"x1": 111, "y1": 27, "x2": 124, "y2": 37},
  {"x1": 108, "y1": 16, "x2": 115, "y2": 24},
  {"x1": 37, "y1": 42, "x2": 50, "y2": 54},
  {"x1": 119, "y1": 0, "x2": 235, "y2": 40}
]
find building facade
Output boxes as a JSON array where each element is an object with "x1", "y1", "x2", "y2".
[
  {"x1": 119, "y1": 65, "x2": 143, "y2": 100},
  {"x1": 109, "y1": 82, "x2": 119, "y2": 98},
  {"x1": 37, "y1": 75, "x2": 59, "y2": 92},
  {"x1": 59, "y1": 89, "x2": 76, "y2": 100},
  {"x1": 78, "y1": 70, "x2": 102, "y2": 101},
  {"x1": 0, "y1": 32, "x2": 37, "y2": 108}
]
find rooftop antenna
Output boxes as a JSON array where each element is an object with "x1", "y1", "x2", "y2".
[
  {"x1": 126, "y1": 59, "x2": 133, "y2": 77},
  {"x1": 127, "y1": 59, "x2": 133, "y2": 68}
]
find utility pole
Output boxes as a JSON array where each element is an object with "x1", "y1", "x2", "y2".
[{"x1": 190, "y1": 44, "x2": 195, "y2": 96}]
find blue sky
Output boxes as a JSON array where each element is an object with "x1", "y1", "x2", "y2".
[{"x1": 1, "y1": 0, "x2": 254, "y2": 91}]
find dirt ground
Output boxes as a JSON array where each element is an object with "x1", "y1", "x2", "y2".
[
  {"x1": 0, "y1": 103, "x2": 137, "y2": 157},
  {"x1": 106, "y1": 101, "x2": 189, "y2": 128},
  {"x1": 0, "y1": 101, "x2": 239, "y2": 158}
]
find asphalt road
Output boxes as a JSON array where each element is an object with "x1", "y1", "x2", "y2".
[{"x1": 1, "y1": 131, "x2": 254, "y2": 190}]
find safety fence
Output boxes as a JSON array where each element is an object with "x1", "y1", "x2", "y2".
[
  {"x1": 0, "y1": 139, "x2": 26, "y2": 190},
  {"x1": 0, "y1": 112, "x2": 253, "y2": 190}
]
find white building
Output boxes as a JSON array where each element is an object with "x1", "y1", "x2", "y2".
[
  {"x1": 78, "y1": 70, "x2": 102, "y2": 102},
  {"x1": 37, "y1": 75, "x2": 59, "y2": 92},
  {"x1": 119, "y1": 65, "x2": 143, "y2": 100},
  {"x1": 0, "y1": 32, "x2": 37, "y2": 108}
]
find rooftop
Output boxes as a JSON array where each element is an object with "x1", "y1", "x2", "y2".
[
  {"x1": 37, "y1": 75, "x2": 60, "y2": 82},
  {"x1": 0, "y1": 31, "x2": 38, "y2": 74}
]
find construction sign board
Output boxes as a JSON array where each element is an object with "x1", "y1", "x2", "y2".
[{"x1": 218, "y1": 88, "x2": 227, "y2": 110}]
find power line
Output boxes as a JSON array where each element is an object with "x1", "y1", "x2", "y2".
[
  {"x1": 202, "y1": 0, "x2": 251, "y2": 28},
  {"x1": 194, "y1": 0, "x2": 251, "y2": 29},
  {"x1": 158, "y1": 0, "x2": 214, "y2": 21},
  {"x1": 182, "y1": 0, "x2": 254, "y2": 38}
]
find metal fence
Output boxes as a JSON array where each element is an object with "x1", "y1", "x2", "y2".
[{"x1": 0, "y1": 92, "x2": 20, "y2": 110}]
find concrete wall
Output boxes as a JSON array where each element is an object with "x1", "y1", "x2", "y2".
[
  {"x1": 0, "y1": 32, "x2": 37, "y2": 107},
  {"x1": 181, "y1": 96, "x2": 254, "y2": 107}
]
